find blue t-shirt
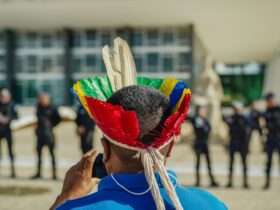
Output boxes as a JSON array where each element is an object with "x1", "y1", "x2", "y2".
[{"x1": 57, "y1": 171, "x2": 227, "y2": 210}]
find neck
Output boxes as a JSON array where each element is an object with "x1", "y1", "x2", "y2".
[{"x1": 107, "y1": 158, "x2": 144, "y2": 175}]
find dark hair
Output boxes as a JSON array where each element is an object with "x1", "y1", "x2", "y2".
[
  {"x1": 265, "y1": 92, "x2": 275, "y2": 101},
  {"x1": 107, "y1": 85, "x2": 169, "y2": 145}
]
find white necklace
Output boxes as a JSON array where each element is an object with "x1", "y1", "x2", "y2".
[
  {"x1": 110, "y1": 173, "x2": 178, "y2": 196},
  {"x1": 111, "y1": 174, "x2": 152, "y2": 196}
]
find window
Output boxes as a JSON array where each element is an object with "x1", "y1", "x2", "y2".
[
  {"x1": 0, "y1": 33, "x2": 4, "y2": 49},
  {"x1": 135, "y1": 55, "x2": 143, "y2": 72},
  {"x1": 101, "y1": 31, "x2": 111, "y2": 46},
  {"x1": 0, "y1": 55, "x2": 5, "y2": 72},
  {"x1": 147, "y1": 53, "x2": 159, "y2": 72},
  {"x1": 86, "y1": 54, "x2": 96, "y2": 68},
  {"x1": 178, "y1": 52, "x2": 191, "y2": 72},
  {"x1": 25, "y1": 32, "x2": 38, "y2": 48},
  {"x1": 178, "y1": 52, "x2": 191, "y2": 66},
  {"x1": 42, "y1": 34, "x2": 52, "y2": 48},
  {"x1": 27, "y1": 55, "x2": 37, "y2": 72},
  {"x1": 42, "y1": 57, "x2": 52, "y2": 72},
  {"x1": 72, "y1": 56, "x2": 82, "y2": 72},
  {"x1": 86, "y1": 30, "x2": 97, "y2": 47},
  {"x1": 147, "y1": 29, "x2": 158, "y2": 45},
  {"x1": 57, "y1": 55, "x2": 63, "y2": 67},
  {"x1": 177, "y1": 29, "x2": 190, "y2": 45},
  {"x1": 162, "y1": 31, "x2": 174, "y2": 45},
  {"x1": 132, "y1": 31, "x2": 143, "y2": 46},
  {"x1": 162, "y1": 55, "x2": 173, "y2": 72},
  {"x1": 74, "y1": 32, "x2": 82, "y2": 47}
]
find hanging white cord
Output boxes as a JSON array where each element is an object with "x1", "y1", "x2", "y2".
[
  {"x1": 141, "y1": 150, "x2": 166, "y2": 210},
  {"x1": 150, "y1": 149, "x2": 184, "y2": 210}
]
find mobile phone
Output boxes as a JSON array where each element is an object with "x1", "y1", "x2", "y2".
[{"x1": 92, "y1": 153, "x2": 107, "y2": 178}]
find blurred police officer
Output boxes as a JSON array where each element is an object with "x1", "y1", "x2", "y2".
[
  {"x1": 31, "y1": 93, "x2": 61, "y2": 180},
  {"x1": 262, "y1": 93, "x2": 280, "y2": 189},
  {"x1": 75, "y1": 105, "x2": 95, "y2": 154},
  {"x1": 224, "y1": 102, "x2": 250, "y2": 189},
  {"x1": 248, "y1": 101, "x2": 264, "y2": 150},
  {"x1": 0, "y1": 89, "x2": 18, "y2": 178},
  {"x1": 190, "y1": 106, "x2": 219, "y2": 187},
  {"x1": 248, "y1": 101, "x2": 262, "y2": 135}
]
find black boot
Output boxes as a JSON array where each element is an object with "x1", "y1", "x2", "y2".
[
  {"x1": 263, "y1": 176, "x2": 270, "y2": 190},
  {"x1": 210, "y1": 180, "x2": 219, "y2": 188},
  {"x1": 31, "y1": 162, "x2": 42, "y2": 179},
  {"x1": 30, "y1": 172, "x2": 41, "y2": 179},
  {"x1": 10, "y1": 163, "x2": 16, "y2": 178},
  {"x1": 243, "y1": 176, "x2": 250, "y2": 189}
]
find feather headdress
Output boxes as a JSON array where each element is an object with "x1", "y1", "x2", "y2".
[{"x1": 73, "y1": 37, "x2": 191, "y2": 210}]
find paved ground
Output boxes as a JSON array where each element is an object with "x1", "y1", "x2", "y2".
[{"x1": 0, "y1": 122, "x2": 279, "y2": 210}]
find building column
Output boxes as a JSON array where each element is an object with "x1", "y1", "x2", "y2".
[
  {"x1": 63, "y1": 29, "x2": 74, "y2": 105},
  {"x1": 4, "y1": 29, "x2": 16, "y2": 98}
]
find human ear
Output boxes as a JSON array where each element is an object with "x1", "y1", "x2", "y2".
[{"x1": 101, "y1": 137, "x2": 111, "y2": 162}]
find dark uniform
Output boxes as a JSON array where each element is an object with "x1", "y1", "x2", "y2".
[
  {"x1": 191, "y1": 116, "x2": 218, "y2": 187},
  {"x1": 263, "y1": 105, "x2": 280, "y2": 189},
  {"x1": 75, "y1": 106, "x2": 95, "y2": 154},
  {"x1": 248, "y1": 108, "x2": 263, "y2": 150},
  {"x1": 33, "y1": 104, "x2": 61, "y2": 179},
  {"x1": 224, "y1": 113, "x2": 250, "y2": 188},
  {"x1": 0, "y1": 101, "x2": 17, "y2": 177}
]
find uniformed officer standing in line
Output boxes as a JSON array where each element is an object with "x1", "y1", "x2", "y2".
[
  {"x1": 31, "y1": 93, "x2": 61, "y2": 180},
  {"x1": 0, "y1": 89, "x2": 18, "y2": 178},
  {"x1": 190, "y1": 106, "x2": 219, "y2": 187},
  {"x1": 75, "y1": 105, "x2": 95, "y2": 154},
  {"x1": 224, "y1": 102, "x2": 250, "y2": 189},
  {"x1": 248, "y1": 101, "x2": 263, "y2": 150},
  {"x1": 262, "y1": 93, "x2": 280, "y2": 189}
]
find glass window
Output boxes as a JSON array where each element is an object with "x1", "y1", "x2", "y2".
[
  {"x1": 162, "y1": 55, "x2": 173, "y2": 72},
  {"x1": 42, "y1": 34, "x2": 52, "y2": 48},
  {"x1": 72, "y1": 56, "x2": 82, "y2": 72},
  {"x1": 177, "y1": 29, "x2": 190, "y2": 45},
  {"x1": 178, "y1": 52, "x2": 191, "y2": 66},
  {"x1": 27, "y1": 55, "x2": 37, "y2": 72},
  {"x1": 147, "y1": 29, "x2": 158, "y2": 45},
  {"x1": 162, "y1": 31, "x2": 174, "y2": 45},
  {"x1": 15, "y1": 56, "x2": 22, "y2": 72},
  {"x1": 57, "y1": 55, "x2": 63, "y2": 67},
  {"x1": 100, "y1": 60, "x2": 106, "y2": 73},
  {"x1": 86, "y1": 30, "x2": 96, "y2": 47},
  {"x1": 42, "y1": 57, "x2": 52, "y2": 72},
  {"x1": 135, "y1": 55, "x2": 143, "y2": 72},
  {"x1": 0, "y1": 55, "x2": 5, "y2": 72},
  {"x1": 26, "y1": 32, "x2": 37, "y2": 48},
  {"x1": 101, "y1": 31, "x2": 111, "y2": 46},
  {"x1": 86, "y1": 54, "x2": 96, "y2": 68},
  {"x1": 94, "y1": 56, "x2": 102, "y2": 72},
  {"x1": 147, "y1": 53, "x2": 159, "y2": 72},
  {"x1": 74, "y1": 32, "x2": 82, "y2": 47},
  {"x1": 26, "y1": 80, "x2": 37, "y2": 99},
  {"x1": 0, "y1": 33, "x2": 4, "y2": 49},
  {"x1": 132, "y1": 31, "x2": 143, "y2": 46}
]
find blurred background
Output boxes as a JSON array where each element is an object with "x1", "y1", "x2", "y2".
[{"x1": 0, "y1": 0, "x2": 279, "y2": 210}]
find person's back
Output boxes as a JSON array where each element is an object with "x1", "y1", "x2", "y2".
[
  {"x1": 226, "y1": 113, "x2": 249, "y2": 145},
  {"x1": 50, "y1": 37, "x2": 227, "y2": 210},
  {"x1": 57, "y1": 172, "x2": 227, "y2": 210},
  {"x1": 265, "y1": 105, "x2": 280, "y2": 138}
]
